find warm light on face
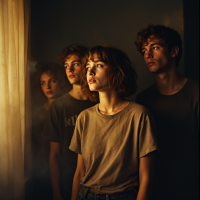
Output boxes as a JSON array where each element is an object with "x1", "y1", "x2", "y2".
[
  {"x1": 64, "y1": 54, "x2": 82, "y2": 85},
  {"x1": 142, "y1": 37, "x2": 173, "y2": 74},
  {"x1": 40, "y1": 72, "x2": 62, "y2": 99},
  {"x1": 86, "y1": 54, "x2": 110, "y2": 92}
]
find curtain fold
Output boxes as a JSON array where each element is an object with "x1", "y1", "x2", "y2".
[{"x1": 0, "y1": 0, "x2": 31, "y2": 199}]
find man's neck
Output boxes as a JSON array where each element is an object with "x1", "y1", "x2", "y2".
[
  {"x1": 155, "y1": 67, "x2": 187, "y2": 95},
  {"x1": 69, "y1": 84, "x2": 88, "y2": 100},
  {"x1": 44, "y1": 98, "x2": 56, "y2": 110}
]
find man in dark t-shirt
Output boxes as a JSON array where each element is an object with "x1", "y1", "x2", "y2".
[
  {"x1": 135, "y1": 25, "x2": 199, "y2": 200},
  {"x1": 43, "y1": 45, "x2": 95, "y2": 200}
]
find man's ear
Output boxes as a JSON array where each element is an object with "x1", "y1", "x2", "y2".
[{"x1": 171, "y1": 46, "x2": 179, "y2": 58}]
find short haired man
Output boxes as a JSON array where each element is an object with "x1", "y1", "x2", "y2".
[
  {"x1": 135, "y1": 25, "x2": 199, "y2": 200},
  {"x1": 43, "y1": 45, "x2": 96, "y2": 200}
]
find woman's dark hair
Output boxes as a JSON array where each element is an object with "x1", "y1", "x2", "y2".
[
  {"x1": 81, "y1": 45, "x2": 137, "y2": 102},
  {"x1": 59, "y1": 45, "x2": 88, "y2": 66},
  {"x1": 135, "y1": 24, "x2": 182, "y2": 67}
]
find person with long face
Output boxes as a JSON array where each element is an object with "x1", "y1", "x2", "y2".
[
  {"x1": 42, "y1": 45, "x2": 96, "y2": 200},
  {"x1": 135, "y1": 25, "x2": 199, "y2": 200},
  {"x1": 69, "y1": 45, "x2": 159, "y2": 200},
  {"x1": 32, "y1": 63, "x2": 67, "y2": 200}
]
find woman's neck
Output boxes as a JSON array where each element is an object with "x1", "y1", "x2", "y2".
[{"x1": 98, "y1": 91, "x2": 130, "y2": 115}]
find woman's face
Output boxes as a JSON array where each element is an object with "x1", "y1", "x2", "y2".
[
  {"x1": 40, "y1": 72, "x2": 62, "y2": 99},
  {"x1": 86, "y1": 53, "x2": 110, "y2": 92}
]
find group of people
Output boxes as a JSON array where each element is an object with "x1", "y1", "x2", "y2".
[{"x1": 31, "y1": 24, "x2": 199, "y2": 200}]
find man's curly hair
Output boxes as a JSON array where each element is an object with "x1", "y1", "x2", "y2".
[
  {"x1": 33, "y1": 62, "x2": 68, "y2": 103},
  {"x1": 58, "y1": 45, "x2": 88, "y2": 66},
  {"x1": 135, "y1": 24, "x2": 182, "y2": 67}
]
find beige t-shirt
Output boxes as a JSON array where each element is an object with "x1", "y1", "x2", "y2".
[{"x1": 69, "y1": 101, "x2": 158, "y2": 194}]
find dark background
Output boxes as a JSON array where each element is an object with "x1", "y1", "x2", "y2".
[{"x1": 30, "y1": 0, "x2": 199, "y2": 104}]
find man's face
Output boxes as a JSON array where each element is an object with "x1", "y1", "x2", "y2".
[
  {"x1": 142, "y1": 37, "x2": 173, "y2": 74},
  {"x1": 64, "y1": 54, "x2": 82, "y2": 85}
]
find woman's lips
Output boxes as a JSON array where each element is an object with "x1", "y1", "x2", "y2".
[
  {"x1": 69, "y1": 75, "x2": 75, "y2": 78},
  {"x1": 47, "y1": 91, "x2": 52, "y2": 94},
  {"x1": 88, "y1": 78, "x2": 96, "y2": 83}
]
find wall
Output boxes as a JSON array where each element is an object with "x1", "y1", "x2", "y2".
[
  {"x1": 183, "y1": 0, "x2": 199, "y2": 81},
  {"x1": 31, "y1": 0, "x2": 198, "y2": 102}
]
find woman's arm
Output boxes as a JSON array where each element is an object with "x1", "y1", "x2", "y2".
[
  {"x1": 71, "y1": 154, "x2": 86, "y2": 200},
  {"x1": 136, "y1": 151, "x2": 156, "y2": 200}
]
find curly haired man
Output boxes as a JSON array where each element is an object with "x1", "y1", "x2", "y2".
[{"x1": 135, "y1": 25, "x2": 199, "y2": 200}]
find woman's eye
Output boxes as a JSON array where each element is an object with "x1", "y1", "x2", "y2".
[
  {"x1": 97, "y1": 64, "x2": 103, "y2": 68},
  {"x1": 153, "y1": 46, "x2": 158, "y2": 50},
  {"x1": 64, "y1": 65, "x2": 69, "y2": 69},
  {"x1": 86, "y1": 67, "x2": 90, "y2": 71},
  {"x1": 50, "y1": 80, "x2": 56, "y2": 83},
  {"x1": 41, "y1": 82, "x2": 45, "y2": 86}
]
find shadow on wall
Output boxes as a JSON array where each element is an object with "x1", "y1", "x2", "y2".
[
  {"x1": 183, "y1": 0, "x2": 199, "y2": 81},
  {"x1": 30, "y1": 0, "x2": 199, "y2": 104}
]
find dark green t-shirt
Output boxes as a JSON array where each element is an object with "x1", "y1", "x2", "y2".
[
  {"x1": 32, "y1": 105, "x2": 53, "y2": 199},
  {"x1": 136, "y1": 78, "x2": 199, "y2": 200},
  {"x1": 43, "y1": 93, "x2": 96, "y2": 199}
]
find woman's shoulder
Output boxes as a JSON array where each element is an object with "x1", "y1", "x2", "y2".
[
  {"x1": 78, "y1": 104, "x2": 97, "y2": 119},
  {"x1": 127, "y1": 101, "x2": 152, "y2": 117}
]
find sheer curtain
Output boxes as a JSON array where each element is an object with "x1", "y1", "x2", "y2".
[{"x1": 0, "y1": 0, "x2": 31, "y2": 199}]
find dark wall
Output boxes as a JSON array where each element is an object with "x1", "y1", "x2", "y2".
[
  {"x1": 183, "y1": 0, "x2": 199, "y2": 81},
  {"x1": 30, "y1": 0, "x2": 198, "y2": 103}
]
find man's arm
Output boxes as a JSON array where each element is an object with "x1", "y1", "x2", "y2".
[
  {"x1": 136, "y1": 151, "x2": 156, "y2": 200},
  {"x1": 49, "y1": 141, "x2": 64, "y2": 200},
  {"x1": 71, "y1": 154, "x2": 85, "y2": 200}
]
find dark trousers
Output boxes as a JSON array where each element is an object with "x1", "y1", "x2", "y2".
[{"x1": 78, "y1": 186, "x2": 137, "y2": 200}]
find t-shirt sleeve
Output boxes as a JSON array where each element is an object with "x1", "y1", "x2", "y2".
[
  {"x1": 69, "y1": 115, "x2": 82, "y2": 154},
  {"x1": 42, "y1": 103, "x2": 61, "y2": 142},
  {"x1": 139, "y1": 110, "x2": 159, "y2": 158}
]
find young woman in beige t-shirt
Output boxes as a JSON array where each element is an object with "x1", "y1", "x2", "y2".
[{"x1": 70, "y1": 45, "x2": 158, "y2": 200}]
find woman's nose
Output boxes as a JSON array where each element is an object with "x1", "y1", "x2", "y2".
[{"x1": 88, "y1": 66, "x2": 95, "y2": 75}]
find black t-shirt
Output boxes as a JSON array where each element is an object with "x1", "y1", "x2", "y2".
[
  {"x1": 32, "y1": 105, "x2": 53, "y2": 199},
  {"x1": 136, "y1": 78, "x2": 199, "y2": 200},
  {"x1": 43, "y1": 93, "x2": 96, "y2": 199}
]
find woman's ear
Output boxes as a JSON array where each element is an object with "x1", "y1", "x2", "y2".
[{"x1": 171, "y1": 46, "x2": 179, "y2": 58}]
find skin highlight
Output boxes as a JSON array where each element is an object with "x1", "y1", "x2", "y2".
[{"x1": 86, "y1": 55, "x2": 110, "y2": 93}]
